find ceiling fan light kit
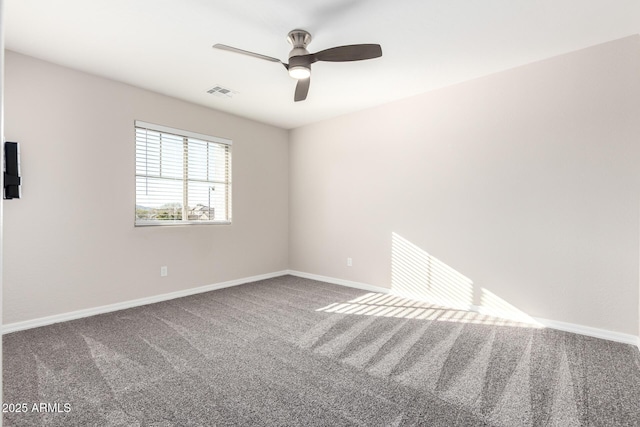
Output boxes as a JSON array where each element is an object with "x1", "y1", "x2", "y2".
[
  {"x1": 288, "y1": 67, "x2": 311, "y2": 80},
  {"x1": 213, "y1": 28, "x2": 382, "y2": 102}
]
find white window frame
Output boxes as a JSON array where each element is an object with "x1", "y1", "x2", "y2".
[{"x1": 135, "y1": 120, "x2": 232, "y2": 226}]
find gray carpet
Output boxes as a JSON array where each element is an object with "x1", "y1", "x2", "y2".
[{"x1": 3, "y1": 275, "x2": 640, "y2": 426}]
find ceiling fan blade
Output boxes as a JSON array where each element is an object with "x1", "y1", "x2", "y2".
[
  {"x1": 294, "y1": 78, "x2": 310, "y2": 102},
  {"x1": 311, "y1": 44, "x2": 382, "y2": 63},
  {"x1": 213, "y1": 44, "x2": 288, "y2": 69}
]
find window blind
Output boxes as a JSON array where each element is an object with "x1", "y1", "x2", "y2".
[{"x1": 135, "y1": 121, "x2": 232, "y2": 225}]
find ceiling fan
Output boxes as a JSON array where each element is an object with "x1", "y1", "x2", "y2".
[{"x1": 213, "y1": 29, "x2": 382, "y2": 102}]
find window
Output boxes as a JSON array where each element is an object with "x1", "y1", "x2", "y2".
[{"x1": 135, "y1": 121, "x2": 232, "y2": 226}]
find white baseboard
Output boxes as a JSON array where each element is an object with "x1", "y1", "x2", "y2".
[
  {"x1": 533, "y1": 317, "x2": 639, "y2": 347},
  {"x1": 2, "y1": 270, "x2": 289, "y2": 334},
  {"x1": 287, "y1": 270, "x2": 640, "y2": 348},
  {"x1": 4, "y1": 269, "x2": 640, "y2": 352},
  {"x1": 286, "y1": 270, "x2": 392, "y2": 295}
]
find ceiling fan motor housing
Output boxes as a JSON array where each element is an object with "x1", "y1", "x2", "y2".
[
  {"x1": 287, "y1": 30, "x2": 312, "y2": 79},
  {"x1": 289, "y1": 55, "x2": 311, "y2": 69}
]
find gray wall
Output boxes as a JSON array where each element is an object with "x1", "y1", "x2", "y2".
[
  {"x1": 3, "y1": 51, "x2": 289, "y2": 324},
  {"x1": 289, "y1": 36, "x2": 640, "y2": 336}
]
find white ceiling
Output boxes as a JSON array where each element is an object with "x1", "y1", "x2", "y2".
[{"x1": 5, "y1": 0, "x2": 640, "y2": 129}]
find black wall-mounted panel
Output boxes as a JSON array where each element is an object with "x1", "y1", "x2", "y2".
[{"x1": 4, "y1": 141, "x2": 21, "y2": 199}]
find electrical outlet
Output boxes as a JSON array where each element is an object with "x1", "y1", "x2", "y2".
[
  {"x1": 347, "y1": 257, "x2": 353, "y2": 267},
  {"x1": 160, "y1": 266, "x2": 168, "y2": 277}
]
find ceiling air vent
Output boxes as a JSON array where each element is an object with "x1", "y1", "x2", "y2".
[{"x1": 207, "y1": 85, "x2": 237, "y2": 98}]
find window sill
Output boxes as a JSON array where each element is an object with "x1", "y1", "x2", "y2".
[{"x1": 135, "y1": 220, "x2": 232, "y2": 227}]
